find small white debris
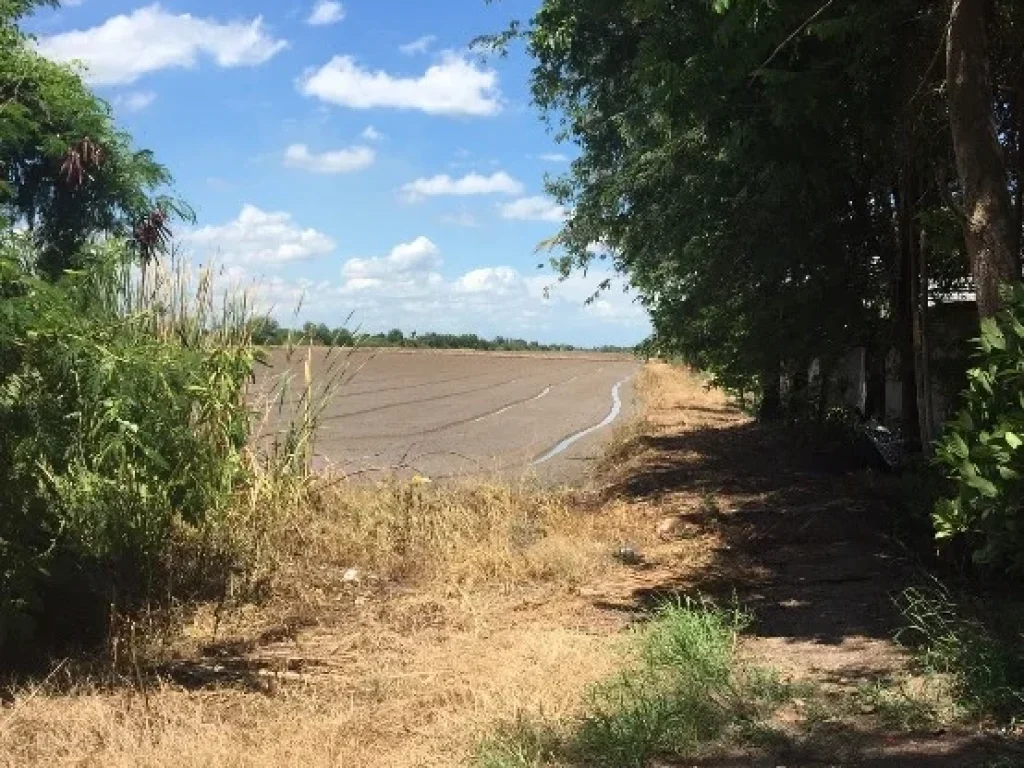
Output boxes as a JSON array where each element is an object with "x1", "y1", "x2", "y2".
[{"x1": 342, "y1": 567, "x2": 361, "y2": 584}]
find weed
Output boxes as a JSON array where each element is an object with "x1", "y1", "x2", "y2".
[
  {"x1": 896, "y1": 582, "x2": 1024, "y2": 722},
  {"x1": 479, "y1": 598, "x2": 789, "y2": 768},
  {"x1": 854, "y1": 678, "x2": 942, "y2": 732},
  {"x1": 475, "y1": 713, "x2": 564, "y2": 768}
]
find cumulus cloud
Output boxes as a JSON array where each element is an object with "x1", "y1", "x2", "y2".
[
  {"x1": 36, "y1": 5, "x2": 287, "y2": 86},
  {"x1": 361, "y1": 125, "x2": 383, "y2": 141},
  {"x1": 283, "y1": 143, "x2": 375, "y2": 174},
  {"x1": 342, "y1": 236, "x2": 442, "y2": 283},
  {"x1": 399, "y1": 35, "x2": 436, "y2": 55},
  {"x1": 307, "y1": 0, "x2": 344, "y2": 25},
  {"x1": 300, "y1": 52, "x2": 501, "y2": 116},
  {"x1": 232, "y1": 244, "x2": 648, "y2": 344},
  {"x1": 401, "y1": 171, "x2": 523, "y2": 202},
  {"x1": 184, "y1": 205, "x2": 335, "y2": 265},
  {"x1": 500, "y1": 196, "x2": 567, "y2": 223},
  {"x1": 115, "y1": 90, "x2": 156, "y2": 112},
  {"x1": 454, "y1": 266, "x2": 522, "y2": 295}
]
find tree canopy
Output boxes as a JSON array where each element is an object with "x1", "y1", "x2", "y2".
[
  {"x1": 494, "y1": 0, "x2": 1024, "y2": 426},
  {"x1": 0, "y1": 0, "x2": 187, "y2": 277}
]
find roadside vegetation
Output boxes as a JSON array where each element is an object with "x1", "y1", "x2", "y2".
[
  {"x1": 476, "y1": 600, "x2": 793, "y2": 768},
  {"x1": 4, "y1": 0, "x2": 1024, "y2": 766}
]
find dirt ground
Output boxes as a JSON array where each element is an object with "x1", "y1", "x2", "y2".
[
  {"x1": 2, "y1": 362, "x2": 1021, "y2": 766},
  {"x1": 589, "y1": 363, "x2": 1020, "y2": 766}
]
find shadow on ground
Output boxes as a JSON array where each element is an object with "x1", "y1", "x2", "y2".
[
  {"x1": 605, "y1": 422, "x2": 909, "y2": 648},
  {"x1": 598, "y1": 415, "x2": 1021, "y2": 766}
]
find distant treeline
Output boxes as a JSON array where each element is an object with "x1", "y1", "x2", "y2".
[{"x1": 251, "y1": 318, "x2": 633, "y2": 355}]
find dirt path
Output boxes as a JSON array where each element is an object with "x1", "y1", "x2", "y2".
[{"x1": 586, "y1": 362, "x2": 1014, "y2": 766}]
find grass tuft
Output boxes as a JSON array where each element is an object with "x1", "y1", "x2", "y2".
[
  {"x1": 896, "y1": 581, "x2": 1024, "y2": 722},
  {"x1": 478, "y1": 598, "x2": 790, "y2": 768}
]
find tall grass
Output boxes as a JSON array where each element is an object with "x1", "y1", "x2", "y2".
[
  {"x1": 0, "y1": 238, "x2": 350, "y2": 667},
  {"x1": 896, "y1": 581, "x2": 1024, "y2": 722}
]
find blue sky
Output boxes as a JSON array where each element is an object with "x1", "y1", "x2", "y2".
[{"x1": 28, "y1": 1, "x2": 650, "y2": 346}]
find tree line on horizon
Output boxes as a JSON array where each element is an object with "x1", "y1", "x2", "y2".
[{"x1": 251, "y1": 317, "x2": 634, "y2": 354}]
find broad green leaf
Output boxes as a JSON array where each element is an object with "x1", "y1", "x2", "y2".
[{"x1": 965, "y1": 475, "x2": 999, "y2": 498}]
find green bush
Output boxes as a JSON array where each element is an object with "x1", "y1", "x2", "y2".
[
  {"x1": 0, "y1": 237, "x2": 260, "y2": 663},
  {"x1": 933, "y1": 284, "x2": 1024, "y2": 572}
]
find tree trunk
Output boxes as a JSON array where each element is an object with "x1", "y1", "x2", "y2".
[
  {"x1": 915, "y1": 228, "x2": 935, "y2": 451},
  {"x1": 864, "y1": 340, "x2": 886, "y2": 422},
  {"x1": 947, "y1": 0, "x2": 1018, "y2": 317},
  {"x1": 759, "y1": 359, "x2": 783, "y2": 421},
  {"x1": 897, "y1": 171, "x2": 922, "y2": 452}
]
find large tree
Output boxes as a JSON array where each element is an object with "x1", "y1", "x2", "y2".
[
  {"x1": 947, "y1": 0, "x2": 1019, "y2": 317},
  {"x1": 495, "y1": 0, "x2": 956, "y2": 425},
  {"x1": 0, "y1": 0, "x2": 186, "y2": 277}
]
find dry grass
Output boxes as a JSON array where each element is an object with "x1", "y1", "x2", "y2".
[
  {"x1": 0, "y1": 373, "x2": 678, "y2": 768},
  {"x1": 1, "y1": 362, "x2": 731, "y2": 768}
]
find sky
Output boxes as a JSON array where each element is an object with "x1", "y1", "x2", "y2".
[{"x1": 26, "y1": 1, "x2": 652, "y2": 347}]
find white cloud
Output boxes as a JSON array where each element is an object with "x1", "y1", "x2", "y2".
[
  {"x1": 538, "y1": 153, "x2": 569, "y2": 163},
  {"x1": 361, "y1": 125, "x2": 383, "y2": 141},
  {"x1": 500, "y1": 196, "x2": 567, "y2": 223},
  {"x1": 300, "y1": 52, "x2": 501, "y2": 116},
  {"x1": 283, "y1": 143, "x2": 375, "y2": 174},
  {"x1": 185, "y1": 205, "x2": 335, "y2": 265},
  {"x1": 399, "y1": 35, "x2": 436, "y2": 55},
  {"x1": 36, "y1": 5, "x2": 287, "y2": 85},
  {"x1": 307, "y1": 0, "x2": 345, "y2": 25},
  {"x1": 440, "y1": 211, "x2": 479, "y2": 228},
  {"x1": 342, "y1": 236, "x2": 442, "y2": 283},
  {"x1": 454, "y1": 266, "x2": 522, "y2": 295},
  {"x1": 115, "y1": 90, "x2": 156, "y2": 112},
  {"x1": 232, "y1": 248, "x2": 648, "y2": 344},
  {"x1": 401, "y1": 171, "x2": 523, "y2": 202}
]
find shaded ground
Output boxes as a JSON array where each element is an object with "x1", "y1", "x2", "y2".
[{"x1": 587, "y1": 363, "x2": 1021, "y2": 766}]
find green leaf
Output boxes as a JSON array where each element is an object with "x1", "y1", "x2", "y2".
[
  {"x1": 950, "y1": 433, "x2": 970, "y2": 459},
  {"x1": 965, "y1": 475, "x2": 999, "y2": 498},
  {"x1": 981, "y1": 318, "x2": 1006, "y2": 352},
  {"x1": 1006, "y1": 432, "x2": 1022, "y2": 450},
  {"x1": 997, "y1": 465, "x2": 1021, "y2": 481}
]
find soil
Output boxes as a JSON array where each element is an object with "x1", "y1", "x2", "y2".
[{"x1": 585, "y1": 363, "x2": 1022, "y2": 766}]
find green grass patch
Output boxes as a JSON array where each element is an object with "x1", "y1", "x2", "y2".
[
  {"x1": 854, "y1": 678, "x2": 944, "y2": 732},
  {"x1": 477, "y1": 598, "x2": 792, "y2": 768},
  {"x1": 896, "y1": 582, "x2": 1024, "y2": 722}
]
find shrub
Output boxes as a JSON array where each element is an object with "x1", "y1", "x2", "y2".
[
  {"x1": 0, "y1": 238, "x2": 261, "y2": 663},
  {"x1": 933, "y1": 283, "x2": 1024, "y2": 573}
]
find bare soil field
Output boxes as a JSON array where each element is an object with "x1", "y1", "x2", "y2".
[{"x1": 255, "y1": 347, "x2": 640, "y2": 483}]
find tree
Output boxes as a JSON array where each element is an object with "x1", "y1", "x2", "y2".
[
  {"x1": 0, "y1": 0, "x2": 187, "y2": 278},
  {"x1": 947, "y1": 0, "x2": 1019, "y2": 317}
]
